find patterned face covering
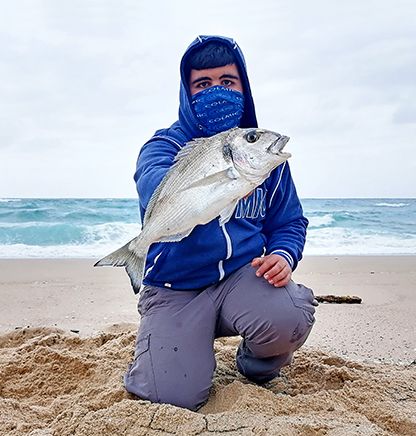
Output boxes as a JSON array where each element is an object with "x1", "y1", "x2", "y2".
[{"x1": 191, "y1": 85, "x2": 245, "y2": 136}]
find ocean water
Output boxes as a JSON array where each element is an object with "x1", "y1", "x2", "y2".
[{"x1": 0, "y1": 198, "x2": 415, "y2": 258}]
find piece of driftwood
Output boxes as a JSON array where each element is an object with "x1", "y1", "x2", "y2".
[{"x1": 315, "y1": 295, "x2": 362, "y2": 304}]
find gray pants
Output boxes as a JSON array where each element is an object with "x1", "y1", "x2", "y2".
[{"x1": 124, "y1": 263, "x2": 317, "y2": 410}]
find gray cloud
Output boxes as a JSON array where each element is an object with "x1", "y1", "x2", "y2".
[{"x1": 1, "y1": 0, "x2": 415, "y2": 198}]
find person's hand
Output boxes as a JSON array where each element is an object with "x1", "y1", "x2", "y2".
[{"x1": 251, "y1": 254, "x2": 292, "y2": 287}]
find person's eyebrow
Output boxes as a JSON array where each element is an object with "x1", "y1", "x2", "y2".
[
  {"x1": 219, "y1": 74, "x2": 240, "y2": 80},
  {"x1": 191, "y1": 76, "x2": 212, "y2": 85}
]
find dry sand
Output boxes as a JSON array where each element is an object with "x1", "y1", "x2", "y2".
[{"x1": 0, "y1": 257, "x2": 415, "y2": 435}]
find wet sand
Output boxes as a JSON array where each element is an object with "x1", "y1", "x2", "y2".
[{"x1": 0, "y1": 257, "x2": 415, "y2": 435}]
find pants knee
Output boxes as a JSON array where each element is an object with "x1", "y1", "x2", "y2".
[
  {"x1": 247, "y1": 305, "x2": 315, "y2": 358},
  {"x1": 124, "y1": 333, "x2": 213, "y2": 411},
  {"x1": 125, "y1": 366, "x2": 210, "y2": 411},
  {"x1": 236, "y1": 340, "x2": 293, "y2": 384}
]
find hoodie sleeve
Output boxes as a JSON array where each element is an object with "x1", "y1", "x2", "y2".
[
  {"x1": 263, "y1": 162, "x2": 308, "y2": 271},
  {"x1": 133, "y1": 138, "x2": 180, "y2": 219}
]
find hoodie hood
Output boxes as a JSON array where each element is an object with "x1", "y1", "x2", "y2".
[{"x1": 178, "y1": 35, "x2": 258, "y2": 140}]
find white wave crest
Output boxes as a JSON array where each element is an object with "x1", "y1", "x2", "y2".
[
  {"x1": 304, "y1": 227, "x2": 416, "y2": 255},
  {"x1": 375, "y1": 202, "x2": 409, "y2": 208},
  {"x1": 0, "y1": 221, "x2": 141, "y2": 258},
  {"x1": 308, "y1": 214, "x2": 335, "y2": 228},
  {"x1": 0, "y1": 221, "x2": 66, "y2": 228},
  {"x1": 0, "y1": 239, "x2": 140, "y2": 259},
  {"x1": 0, "y1": 198, "x2": 21, "y2": 203},
  {"x1": 82, "y1": 222, "x2": 139, "y2": 244}
]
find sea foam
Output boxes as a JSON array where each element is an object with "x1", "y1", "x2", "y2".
[{"x1": 1, "y1": 198, "x2": 415, "y2": 257}]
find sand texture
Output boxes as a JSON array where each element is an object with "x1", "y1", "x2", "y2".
[
  {"x1": 1, "y1": 256, "x2": 415, "y2": 435},
  {"x1": 0, "y1": 325, "x2": 415, "y2": 435},
  {"x1": 1, "y1": 257, "x2": 415, "y2": 364}
]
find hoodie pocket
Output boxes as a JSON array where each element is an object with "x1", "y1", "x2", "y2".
[
  {"x1": 124, "y1": 333, "x2": 159, "y2": 402},
  {"x1": 125, "y1": 333, "x2": 150, "y2": 377}
]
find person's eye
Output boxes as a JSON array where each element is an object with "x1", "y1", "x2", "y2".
[
  {"x1": 222, "y1": 79, "x2": 233, "y2": 86},
  {"x1": 197, "y1": 81, "x2": 210, "y2": 88}
]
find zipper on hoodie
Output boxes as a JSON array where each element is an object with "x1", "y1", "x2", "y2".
[
  {"x1": 218, "y1": 221, "x2": 233, "y2": 280},
  {"x1": 144, "y1": 250, "x2": 164, "y2": 278}
]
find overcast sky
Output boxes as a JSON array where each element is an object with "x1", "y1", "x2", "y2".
[{"x1": 1, "y1": 0, "x2": 415, "y2": 198}]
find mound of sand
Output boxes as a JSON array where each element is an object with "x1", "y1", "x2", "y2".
[{"x1": 0, "y1": 325, "x2": 415, "y2": 435}]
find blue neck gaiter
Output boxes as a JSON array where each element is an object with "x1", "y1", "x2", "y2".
[{"x1": 191, "y1": 85, "x2": 245, "y2": 136}]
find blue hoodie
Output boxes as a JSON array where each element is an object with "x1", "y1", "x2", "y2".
[{"x1": 134, "y1": 35, "x2": 308, "y2": 292}]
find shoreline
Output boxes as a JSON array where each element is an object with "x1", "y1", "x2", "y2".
[{"x1": 1, "y1": 256, "x2": 415, "y2": 364}]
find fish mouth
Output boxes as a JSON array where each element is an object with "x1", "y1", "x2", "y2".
[{"x1": 268, "y1": 135, "x2": 291, "y2": 158}]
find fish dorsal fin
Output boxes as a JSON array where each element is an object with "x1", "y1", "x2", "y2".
[{"x1": 173, "y1": 137, "x2": 206, "y2": 162}]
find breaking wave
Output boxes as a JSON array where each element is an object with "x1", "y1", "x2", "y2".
[
  {"x1": 1, "y1": 198, "x2": 415, "y2": 257},
  {"x1": 374, "y1": 202, "x2": 409, "y2": 208}
]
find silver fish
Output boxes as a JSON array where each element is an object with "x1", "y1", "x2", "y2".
[{"x1": 94, "y1": 127, "x2": 291, "y2": 293}]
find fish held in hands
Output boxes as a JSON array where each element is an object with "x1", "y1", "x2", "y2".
[{"x1": 94, "y1": 127, "x2": 291, "y2": 293}]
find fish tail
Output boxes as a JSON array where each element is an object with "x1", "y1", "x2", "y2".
[{"x1": 94, "y1": 238, "x2": 146, "y2": 294}]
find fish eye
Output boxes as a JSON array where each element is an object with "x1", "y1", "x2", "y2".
[{"x1": 245, "y1": 130, "x2": 259, "y2": 143}]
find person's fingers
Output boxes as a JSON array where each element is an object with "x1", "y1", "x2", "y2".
[
  {"x1": 255, "y1": 256, "x2": 278, "y2": 277},
  {"x1": 263, "y1": 262, "x2": 285, "y2": 280},
  {"x1": 265, "y1": 263, "x2": 288, "y2": 281},
  {"x1": 273, "y1": 271, "x2": 292, "y2": 288},
  {"x1": 251, "y1": 257, "x2": 263, "y2": 267},
  {"x1": 267, "y1": 265, "x2": 290, "y2": 284}
]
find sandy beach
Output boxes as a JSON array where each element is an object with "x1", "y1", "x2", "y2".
[{"x1": 1, "y1": 256, "x2": 415, "y2": 435}]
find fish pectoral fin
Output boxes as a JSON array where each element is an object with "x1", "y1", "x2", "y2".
[
  {"x1": 158, "y1": 227, "x2": 194, "y2": 243},
  {"x1": 184, "y1": 167, "x2": 239, "y2": 191},
  {"x1": 219, "y1": 199, "x2": 239, "y2": 226}
]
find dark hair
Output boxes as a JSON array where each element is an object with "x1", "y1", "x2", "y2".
[{"x1": 187, "y1": 42, "x2": 236, "y2": 71}]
